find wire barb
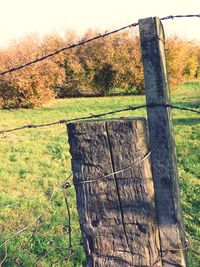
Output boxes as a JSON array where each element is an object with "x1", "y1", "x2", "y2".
[
  {"x1": 0, "y1": 104, "x2": 199, "y2": 135},
  {"x1": 0, "y1": 22, "x2": 139, "y2": 77},
  {"x1": 0, "y1": 148, "x2": 199, "y2": 265},
  {"x1": 161, "y1": 14, "x2": 200, "y2": 21},
  {"x1": 0, "y1": 14, "x2": 199, "y2": 76},
  {"x1": 0, "y1": 13, "x2": 199, "y2": 266}
]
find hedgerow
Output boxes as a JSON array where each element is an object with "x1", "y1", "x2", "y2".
[{"x1": 0, "y1": 31, "x2": 199, "y2": 108}]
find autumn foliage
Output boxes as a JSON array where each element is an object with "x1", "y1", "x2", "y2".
[{"x1": 0, "y1": 30, "x2": 199, "y2": 108}]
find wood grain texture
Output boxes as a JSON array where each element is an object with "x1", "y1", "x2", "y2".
[
  {"x1": 68, "y1": 118, "x2": 160, "y2": 267},
  {"x1": 139, "y1": 17, "x2": 187, "y2": 267}
]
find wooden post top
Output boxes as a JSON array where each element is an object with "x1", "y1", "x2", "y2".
[
  {"x1": 139, "y1": 17, "x2": 165, "y2": 43},
  {"x1": 68, "y1": 117, "x2": 146, "y2": 125},
  {"x1": 139, "y1": 17, "x2": 170, "y2": 105}
]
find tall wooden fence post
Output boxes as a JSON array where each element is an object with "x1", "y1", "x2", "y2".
[
  {"x1": 139, "y1": 17, "x2": 188, "y2": 266},
  {"x1": 68, "y1": 118, "x2": 161, "y2": 266}
]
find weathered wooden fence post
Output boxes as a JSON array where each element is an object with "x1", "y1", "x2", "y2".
[
  {"x1": 139, "y1": 17, "x2": 187, "y2": 266},
  {"x1": 68, "y1": 118, "x2": 161, "y2": 266}
]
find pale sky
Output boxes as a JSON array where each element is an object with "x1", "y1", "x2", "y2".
[{"x1": 0, "y1": 0, "x2": 200, "y2": 47}]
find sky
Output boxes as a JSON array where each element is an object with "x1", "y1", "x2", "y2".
[{"x1": 0, "y1": 0, "x2": 199, "y2": 47}]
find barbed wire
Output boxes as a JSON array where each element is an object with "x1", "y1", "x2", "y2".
[
  {"x1": 0, "y1": 10, "x2": 199, "y2": 261},
  {"x1": 0, "y1": 173, "x2": 80, "y2": 266},
  {"x1": 0, "y1": 104, "x2": 145, "y2": 135},
  {"x1": 151, "y1": 229, "x2": 200, "y2": 267},
  {"x1": 0, "y1": 22, "x2": 138, "y2": 77},
  {"x1": 1, "y1": 151, "x2": 151, "y2": 265},
  {"x1": 1, "y1": 154, "x2": 199, "y2": 266},
  {"x1": 0, "y1": 115, "x2": 199, "y2": 265},
  {"x1": 0, "y1": 103, "x2": 199, "y2": 135},
  {"x1": 161, "y1": 14, "x2": 200, "y2": 21},
  {"x1": 0, "y1": 14, "x2": 199, "y2": 77}
]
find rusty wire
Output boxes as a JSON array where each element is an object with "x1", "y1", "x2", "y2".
[
  {"x1": 0, "y1": 9, "x2": 200, "y2": 258},
  {"x1": 0, "y1": 14, "x2": 199, "y2": 77},
  {"x1": 0, "y1": 22, "x2": 138, "y2": 77},
  {"x1": 149, "y1": 219, "x2": 200, "y2": 266},
  {"x1": 1, "y1": 153, "x2": 199, "y2": 266},
  {"x1": 0, "y1": 173, "x2": 82, "y2": 266},
  {"x1": 161, "y1": 14, "x2": 200, "y2": 20},
  {"x1": 0, "y1": 103, "x2": 199, "y2": 136}
]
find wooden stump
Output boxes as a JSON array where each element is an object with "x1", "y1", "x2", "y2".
[{"x1": 68, "y1": 118, "x2": 161, "y2": 267}]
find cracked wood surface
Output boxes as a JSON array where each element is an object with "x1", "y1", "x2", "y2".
[
  {"x1": 139, "y1": 17, "x2": 187, "y2": 267},
  {"x1": 68, "y1": 118, "x2": 161, "y2": 267}
]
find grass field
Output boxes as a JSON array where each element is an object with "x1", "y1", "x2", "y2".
[{"x1": 0, "y1": 82, "x2": 199, "y2": 266}]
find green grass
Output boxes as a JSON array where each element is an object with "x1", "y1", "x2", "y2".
[{"x1": 0, "y1": 82, "x2": 199, "y2": 266}]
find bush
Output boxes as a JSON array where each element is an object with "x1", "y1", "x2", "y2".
[
  {"x1": 0, "y1": 34, "x2": 64, "y2": 108},
  {"x1": 166, "y1": 37, "x2": 200, "y2": 88},
  {"x1": 0, "y1": 31, "x2": 199, "y2": 108}
]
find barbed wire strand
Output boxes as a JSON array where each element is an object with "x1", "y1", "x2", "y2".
[
  {"x1": 0, "y1": 104, "x2": 199, "y2": 135},
  {"x1": 0, "y1": 109, "x2": 199, "y2": 264},
  {"x1": 72, "y1": 151, "x2": 199, "y2": 267},
  {"x1": 0, "y1": 244, "x2": 7, "y2": 267},
  {"x1": 178, "y1": 221, "x2": 200, "y2": 257},
  {"x1": 1, "y1": 161, "x2": 199, "y2": 265},
  {"x1": 161, "y1": 14, "x2": 200, "y2": 20},
  {"x1": 150, "y1": 218, "x2": 200, "y2": 266},
  {"x1": 189, "y1": 247, "x2": 200, "y2": 256},
  {"x1": 0, "y1": 174, "x2": 74, "y2": 266},
  {"x1": 50, "y1": 242, "x2": 82, "y2": 266},
  {"x1": 62, "y1": 183, "x2": 75, "y2": 267},
  {"x1": 0, "y1": 150, "x2": 151, "y2": 264},
  {"x1": 151, "y1": 242, "x2": 192, "y2": 267},
  {"x1": 152, "y1": 249, "x2": 172, "y2": 267},
  {"x1": 0, "y1": 220, "x2": 39, "y2": 249},
  {"x1": 10, "y1": 230, "x2": 36, "y2": 259},
  {"x1": 63, "y1": 189, "x2": 72, "y2": 249},
  {"x1": 51, "y1": 250, "x2": 76, "y2": 266},
  {"x1": 34, "y1": 248, "x2": 55, "y2": 266},
  {"x1": 0, "y1": 152, "x2": 151, "y2": 265},
  {"x1": 0, "y1": 104, "x2": 145, "y2": 135},
  {"x1": 167, "y1": 104, "x2": 200, "y2": 114},
  {"x1": 22, "y1": 249, "x2": 37, "y2": 264},
  {"x1": 0, "y1": 22, "x2": 138, "y2": 77},
  {"x1": 0, "y1": 14, "x2": 199, "y2": 77}
]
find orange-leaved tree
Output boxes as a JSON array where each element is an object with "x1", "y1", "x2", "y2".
[{"x1": 0, "y1": 34, "x2": 64, "y2": 108}]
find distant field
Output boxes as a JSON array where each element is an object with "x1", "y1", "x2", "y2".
[{"x1": 0, "y1": 82, "x2": 199, "y2": 266}]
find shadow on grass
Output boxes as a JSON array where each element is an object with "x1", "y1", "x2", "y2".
[
  {"x1": 171, "y1": 100, "x2": 200, "y2": 108},
  {"x1": 173, "y1": 117, "x2": 200, "y2": 126}
]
